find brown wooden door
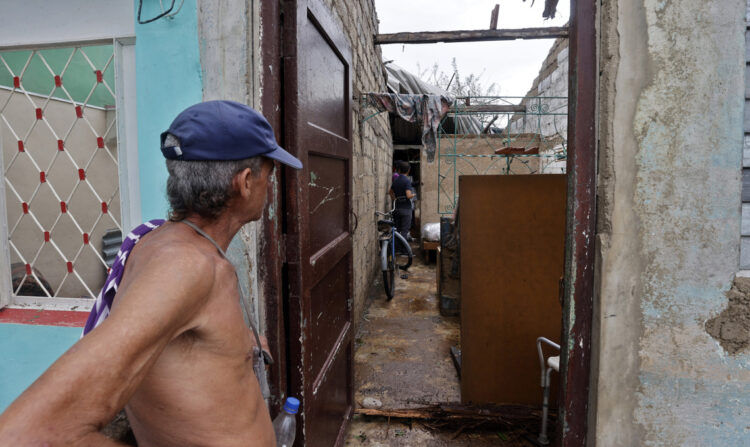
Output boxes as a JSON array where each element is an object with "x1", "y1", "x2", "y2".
[{"x1": 282, "y1": 0, "x2": 354, "y2": 445}]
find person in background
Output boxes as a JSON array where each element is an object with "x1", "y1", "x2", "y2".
[{"x1": 389, "y1": 160, "x2": 415, "y2": 245}]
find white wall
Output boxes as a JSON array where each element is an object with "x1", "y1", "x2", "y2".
[{"x1": 0, "y1": 0, "x2": 134, "y2": 48}]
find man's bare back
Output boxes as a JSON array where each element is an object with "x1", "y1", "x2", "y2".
[{"x1": 116, "y1": 222, "x2": 273, "y2": 446}]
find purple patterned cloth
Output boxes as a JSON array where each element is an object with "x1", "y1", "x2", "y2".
[{"x1": 82, "y1": 219, "x2": 166, "y2": 336}]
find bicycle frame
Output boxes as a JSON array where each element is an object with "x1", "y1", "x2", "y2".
[
  {"x1": 376, "y1": 199, "x2": 413, "y2": 271},
  {"x1": 380, "y1": 230, "x2": 410, "y2": 272}
]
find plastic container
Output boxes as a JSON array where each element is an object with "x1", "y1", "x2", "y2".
[{"x1": 272, "y1": 397, "x2": 300, "y2": 447}]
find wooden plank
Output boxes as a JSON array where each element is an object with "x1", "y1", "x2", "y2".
[
  {"x1": 489, "y1": 4, "x2": 499, "y2": 30},
  {"x1": 375, "y1": 26, "x2": 569, "y2": 45},
  {"x1": 354, "y1": 403, "x2": 543, "y2": 423}
]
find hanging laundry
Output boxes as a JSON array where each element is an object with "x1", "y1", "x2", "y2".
[{"x1": 366, "y1": 93, "x2": 453, "y2": 162}]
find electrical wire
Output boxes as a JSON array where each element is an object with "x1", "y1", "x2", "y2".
[{"x1": 137, "y1": 0, "x2": 176, "y2": 24}]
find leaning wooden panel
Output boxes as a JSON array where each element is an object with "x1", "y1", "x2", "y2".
[{"x1": 460, "y1": 174, "x2": 566, "y2": 405}]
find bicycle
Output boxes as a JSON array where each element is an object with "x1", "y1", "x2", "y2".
[{"x1": 375, "y1": 200, "x2": 413, "y2": 300}]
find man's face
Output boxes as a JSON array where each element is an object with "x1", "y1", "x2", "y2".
[{"x1": 244, "y1": 158, "x2": 275, "y2": 222}]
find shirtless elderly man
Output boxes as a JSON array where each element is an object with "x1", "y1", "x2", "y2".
[{"x1": 0, "y1": 100, "x2": 302, "y2": 446}]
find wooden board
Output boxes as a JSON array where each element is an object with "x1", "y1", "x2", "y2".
[{"x1": 459, "y1": 175, "x2": 566, "y2": 405}]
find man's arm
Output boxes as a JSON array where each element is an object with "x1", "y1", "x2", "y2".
[
  {"x1": 389, "y1": 187, "x2": 395, "y2": 201},
  {"x1": 0, "y1": 244, "x2": 214, "y2": 446}
]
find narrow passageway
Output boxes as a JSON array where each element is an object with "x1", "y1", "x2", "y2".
[
  {"x1": 354, "y1": 253, "x2": 460, "y2": 408},
  {"x1": 344, "y1": 249, "x2": 533, "y2": 446}
]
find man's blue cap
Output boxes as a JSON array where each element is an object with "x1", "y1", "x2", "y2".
[{"x1": 160, "y1": 100, "x2": 303, "y2": 169}]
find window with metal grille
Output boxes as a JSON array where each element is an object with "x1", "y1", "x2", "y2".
[{"x1": 0, "y1": 43, "x2": 122, "y2": 305}]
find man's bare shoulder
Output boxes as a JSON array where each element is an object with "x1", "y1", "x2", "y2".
[
  {"x1": 131, "y1": 223, "x2": 224, "y2": 270},
  {"x1": 115, "y1": 223, "x2": 230, "y2": 304}
]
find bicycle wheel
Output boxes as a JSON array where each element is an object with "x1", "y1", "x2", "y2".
[
  {"x1": 382, "y1": 240, "x2": 396, "y2": 300},
  {"x1": 393, "y1": 231, "x2": 413, "y2": 270}
]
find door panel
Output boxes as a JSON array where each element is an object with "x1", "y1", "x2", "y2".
[
  {"x1": 283, "y1": 0, "x2": 353, "y2": 445},
  {"x1": 308, "y1": 154, "x2": 348, "y2": 255},
  {"x1": 304, "y1": 18, "x2": 348, "y2": 137}
]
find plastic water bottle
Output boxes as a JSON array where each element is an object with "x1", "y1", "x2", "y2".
[{"x1": 272, "y1": 397, "x2": 299, "y2": 447}]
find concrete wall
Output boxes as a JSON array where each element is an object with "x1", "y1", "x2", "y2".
[
  {"x1": 424, "y1": 136, "x2": 543, "y2": 225},
  {"x1": 508, "y1": 38, "x2": 568, "y2": 174},
  {"x1": 324, "y1": 0, "x2": 393, "y2": 324},
  {"x1": 197, "y1": 0, "x2": 263, "y2": 331},
  {"x1": 592, "y1": 0, "x2": 750, "y2": 445},
  {"x1": 739, "y1": 1, "x2": 750, "y2": 270}
]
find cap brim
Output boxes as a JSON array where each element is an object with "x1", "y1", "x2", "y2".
[{"x1": 264, "y1": 145, "x2": 303, "y2": 169}]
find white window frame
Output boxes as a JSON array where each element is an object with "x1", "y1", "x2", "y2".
[{"x1": 0, "y1": 37, "x2": 140, "y2": 311}]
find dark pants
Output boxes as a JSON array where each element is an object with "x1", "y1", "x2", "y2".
[{"x1": 393, "y1": 208, "x2": 412, "y2": 246}]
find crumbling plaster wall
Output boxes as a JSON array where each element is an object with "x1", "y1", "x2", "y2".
[
  {"x1": 593, "y1": 0, "x2": 749, "y2": 445},
  {"x1": 324, "y1": 0, "x2": 393, "y2": 324},
  {"x1": 197, "y1": 0, "x2": 264, "y2": 330}
]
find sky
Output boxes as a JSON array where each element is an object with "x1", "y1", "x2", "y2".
[{"x1": 373, "y1": 0, "x2": 570, "y2": 98}]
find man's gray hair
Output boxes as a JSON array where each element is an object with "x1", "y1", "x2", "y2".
[{"x1": 164, "y1": 134, "x2": 265, "y2": 221}]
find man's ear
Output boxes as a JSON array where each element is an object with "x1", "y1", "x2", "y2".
[{"x1": 235, "y1": 168, "x2": 253, "y2": 198}]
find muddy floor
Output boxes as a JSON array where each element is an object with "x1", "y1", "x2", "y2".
[{"x1": 344, "y1": 251, "x2": 540, "y2": 446}]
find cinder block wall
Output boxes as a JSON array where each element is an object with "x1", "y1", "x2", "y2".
[
  {"x1": 507, "y1": 37, "x2": 568, "y2": 174},
  {"x1": 325, "y1": 0, "x2": 393, "y2": 324}
]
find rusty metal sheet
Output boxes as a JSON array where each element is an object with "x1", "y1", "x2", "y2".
[{"x1": 459, "y1": 175, "x2": 566, "y2": 406}]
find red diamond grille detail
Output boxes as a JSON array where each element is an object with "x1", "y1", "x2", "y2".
[{"x1": 2, "y1": 44, "x2": 122, "y2": 300}]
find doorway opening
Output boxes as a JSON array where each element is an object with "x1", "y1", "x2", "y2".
[{"x1": 260, "y1": 0, "x2": 597, "y2": 445}]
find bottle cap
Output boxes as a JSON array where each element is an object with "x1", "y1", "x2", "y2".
[{"x1": 284, "y1": 397, "x2": 300, "y2": 414}]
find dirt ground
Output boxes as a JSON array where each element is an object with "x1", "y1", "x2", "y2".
[{"x1": 344, "y1": 251, "x2": 542, "y2": 446}]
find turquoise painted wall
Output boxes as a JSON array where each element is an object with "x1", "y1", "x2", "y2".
[
  {"x1": 0, "y1": 324, "x2": 82, "y2": 411},
  {"x1": 135, "y1": 0, "x2": 203, "y2": 221}
]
